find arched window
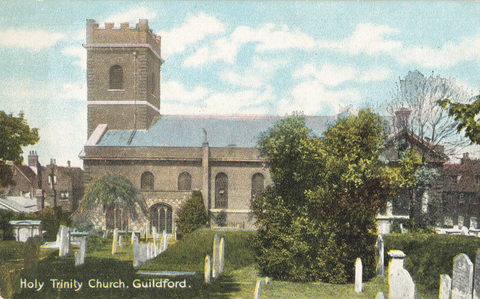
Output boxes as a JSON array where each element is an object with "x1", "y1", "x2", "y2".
[
  {"x1": 178, "y1": 172, "x2": 192, "y2": 190},
  {"x1": 106, "y1": 204, "x2": 128, "y2": 230},
  {"x1": 251, "y1": 173, "x2": 265, "y2": 199},
  {"x1": 215, "y1": 172, "x2": 228, "y2": 209},
  {"x1": 141, "y1": 171, "x2": 154, "y2": 190},
  {"x1": 149, "y1": 203, "x2": 173, "y2": 234},
  {"x1": 109, "y1": 65, "x2": 123, "y2": 89}
]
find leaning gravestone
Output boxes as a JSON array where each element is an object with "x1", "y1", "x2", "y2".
[
  {"x1": 440, "y1": 274, "x2": 452, "y2": 299},
  {"x1": 212, "y1": 233, "x2": 221, "y2": 279},
  {"x1": 205, "y1": 255, "x2": 211, "y2": 284},
  {"x1": 75, "y1": 237, "x2": 87, "y2": 267},
  {"x1": 376, "y1": 235, "x2": 384, "y2": 277},
  {"x1": 452, "y1": 253, "x2": 474, "y2": 299},
  {"x1": 473, "y1": 250, "x2": 480, "y2": 299},
  {"x1": 355, "y1": 258, "x2": 363, "y2": 293},
  {"x1": 219, "y1": 237, "x2": 225, "y2": 276},
  {"x1": 389, "y1": 268, "x2": 416, "y2": 299},
  {"x1": 254, "y1": 279, "x2": 263, "y2": 299}
]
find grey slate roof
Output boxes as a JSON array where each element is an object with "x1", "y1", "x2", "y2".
[{"x1": 97, "y1": 115, "x2": 335, "y2": 148}]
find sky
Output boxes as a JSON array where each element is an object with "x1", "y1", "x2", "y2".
[{"x1": 0, "y1": 1, "x2": 479, "y2": 168}]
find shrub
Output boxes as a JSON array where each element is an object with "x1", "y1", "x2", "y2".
[
  {"x1": 23, "y1": 237, "x2": 40, "y2": 270},
  {"x1": 0, "y1": 210, "x2": 14, "y2": 240},
  {"x1": 176, "y1": 191, "x2": 209, "y2": 239},
  {"x1": 384, "y1": 233, "x2": 480, "y2": 290}
]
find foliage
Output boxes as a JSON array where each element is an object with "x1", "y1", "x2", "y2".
[
  {"x1": 252, "y1": 110, "x2": 405, "y2": 283},
  {"x1": 0, "y1": 111, "x2": 39, "y2": 191},
  {"x1": 0, "y1": 210, "x2": 15, "y2": 240},
  {"x1": 438, "y1": 95, "x2": 480, "y2": 145},
  {"x1": 388, "y1": 70, "x2": 472, "y2": 156},
  {"x1": 176, "y1": 191, "x2": 209, "y2": 239},
  {"x1": 384, "y1": 233, "x2": 480, "y2": 290},
  {"x1": 78, "y1": 174, "x2": 147, "y2": 220},
  {"x1": 23, "y1": 237, "x2": 40, "y2": 270}
]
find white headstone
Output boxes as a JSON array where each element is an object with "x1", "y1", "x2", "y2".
[
  {"x1": 59, "y1": 226, "x2": 70, "y2": 258},
  {"x1": 131, "y1": 231, "x2": 135, "y2": 245},
  {"x1": 452, "y1": 254, "x2": 474, "y2": 299},
  {"x1": 112, "y1": 228, "x2": 119, "y2": 254},
  {"x1": 205, "y1": 255, "x2": 211, "y2": 284},
  {"x1": 75, "y1": 237, "x2": 87, "y2": 266},
  {"x1": 140, "y1": 243, "x2": 147, "y2": 264},
  {"x1": 461, "y1": 226, "x2": 470, "y2": 235},
  {"x1": 388, "y1": 250, "x2": 406, "y2": 285},
  {"x1": 471, "y1": 217, "x2": 478, "y2": 229},
  {"x1": 119, "y1": 235, "x2": 123, "y2": 249},
  {"x1": 376, "y1": 292, "x2": 385, "y2": 299},
  {"x1": 254, "y1": 279, "x2": 263, "y2": 299},
  {"x1": 474, "y1": 250, "x2": 480, "y2": 299},
  {"x1": 440, "y1": 274, "x2": 452, "y2": 299},
  {"x1": 153, "y1": 227, "x2": 158, "y2": 256},
  {"x1": 377, "y1": 235, "x2": 384, "y2": 277},
  {"x1": 355, "y1": 258, "x2": 363, "y2": 293},
  {"x1": 458, "y1": 216, "x2": 465, "y2": 228},
  {"x1": 219, "y1": 237, "x2": 225, "y2": 276},
  {"x1": 390, "y1": 268, "x2": 416, "y2": 299},
  {"x1": 212, "y1": 233, "x2": 221, "y2": 279},
  {"x1": 133, "y1": 234, "x2": 140, "y2": 268}
]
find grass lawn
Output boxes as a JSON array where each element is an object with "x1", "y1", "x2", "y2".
[{"x1": 2, "y1": 230, "x2": 439, "y2": 299}]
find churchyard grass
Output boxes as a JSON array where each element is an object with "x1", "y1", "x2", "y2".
[{"x1": 3, "y1": 230, "x2": 438, "y2": 299}]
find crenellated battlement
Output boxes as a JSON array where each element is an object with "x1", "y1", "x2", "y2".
[{"x1": 85, "y1": 19, "x2": 161, "y2": 55}]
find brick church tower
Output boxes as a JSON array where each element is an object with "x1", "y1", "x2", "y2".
[{"x1": 84, "y1": 19, "x2": 162, "y2": 138}]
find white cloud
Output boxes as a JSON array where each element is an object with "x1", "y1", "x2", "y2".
[
  {"x1": 278, "y1": 80, "x2": 361, "y2": 115},
  {"x1": 184, "y1": 23, "x2": 315, "y2": 66},
  {"x1": 61, "y1": 82, "x2": 87, "y2": 102},
  {"x1": 0, "y1": 29, "x2": 63, "y2": 51},
  {"x1": 396, "y1": 32, "x2": 480, "y2": 68},
  {"x1": 159, "y1": 13, "x2": 225, "y2": 57},
  {"x1": 103, "y1": 7, "x2": 157, "y2": 26},
  {"x1": 162, "y1": 81, "x2": 210, "y2": 103},
  {"x1": 62, "y1": 46, "x2": 86, "y2": 69},
  {"x1": 357, "y1": 67, "x2": 392, "y2": 82},
  {"x1": 319, "y1": 23, "x2": 402, "y2": 55}
]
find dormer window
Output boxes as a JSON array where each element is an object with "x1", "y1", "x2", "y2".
[{"x1": 109, "y1": 65, "x2": 124, "y2": 90}]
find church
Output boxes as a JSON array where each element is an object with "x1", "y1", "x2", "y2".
[{"x1": 79, "y1": 19, "x2": 333, "y2": 234}]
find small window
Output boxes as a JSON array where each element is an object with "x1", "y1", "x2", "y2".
[
  {"x1": 178, "y1": 172, "x2": 192, "y2": 191},
  {"x1": 109, "y1": 65, "x2": 123, "y2": 89},
  {"x1": 60, "y1": 191, "x2": 69, "y2": 199},
  {"x1": 141, "y1": 171, "x2": 154, "y2": 190}
]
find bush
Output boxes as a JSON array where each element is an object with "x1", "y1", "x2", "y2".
[
  {"x1": 176, "y1": 191, "x2": 209, "y2": 239},
  {"x1": 0, "y1": 210, "x2": 15, "y2": 240},
  {"x1": 23, "y1": 237, "x2": 40, "y2": 270},
  {"x1": 384, "y1": 233, "x2": 480, "y2": 290}
]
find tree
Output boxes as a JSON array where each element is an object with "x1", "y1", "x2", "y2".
[
  {"x1": 251, "y1": 110, "x2": 405, "y2": 283},
  {"x1": 388, "y1": 70, "x2": 473, "y2": 157},
  {"x1": 78, "y1": 175, "x2": 147, "y2": 223},
  {"x1": 0, "y1": 111, "x2": 39, "y2": 190},
  {"x1": 438, "y1": 95, "x2": 480, "y2": 145},
  {"x1": 176, "y1": 191, "x2": 209, "y2": 239}
]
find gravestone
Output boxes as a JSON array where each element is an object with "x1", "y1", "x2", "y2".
[
  {"x1": 163, "y1": 231, "x2": 169, "y2": 250},
  {"x1": 355, "y1": 258, "x2": 363, "y2": 293},
  {"x1": 133, "y1": 234, "x2": 140, "y2": 268},
  {"x1": 153, "y1": 227, "x2": 158, "y2": 256},
  {"x1": 388, "y1": 250, "x2": 406, "y2": 285},
  {"x1": 59, "y1": 226, "x2": 70, "y2": 258},
  {"x1": 75, "y1": 237, "x2": 87, "y2": 267},
  {"x1": 461, "y1": 226, "x2": 470, "y2": 236},
  {"x1": 452, "y1": 253, "x2": 473, "y2": 299},
  {"x1": 219, "y1": 237, "x2": 225, "y2": 275},
  {"x1": 205, "y1": 255, "x2": 211, "y2": 284},
  {"x1": 389, "y1": 268, "x2": 416, "y2": 299},
  {"x1": 473, "y1": 250, "x2": 480, "y2": 299},
  {"x1": 119, "y1": 235, "x2": 123, "y2": 249},
  {"x1": 458, "y1": 216, "x2": 465, "y2": 228},
  {"x1": 254, "y1": 279, "x2": 263, "y2": 299},
  {"x1": 376, "y1": 292, "x2": 385, "y2": 299},
  {"x1": 440, "y1": 274, "x2": 452, "y2": 299},
  {"x1": 212, "y1": 233, "x2": 221, "y2": 279},
  {"x1": 140, "y1": 243, "x2": 147, "y2": 264},
  {"x1": 112, "y1": 228, "x2": 119, "y2": 254},
  {"x1": 23, "y1": 237, "x2": 39, "y2": 269},
  {"x1": 472, "y1": 217, "x2": 478, "y2": 229},
  {"x1": 376, "y1": 235, "x2": 384, "y2": 277}
]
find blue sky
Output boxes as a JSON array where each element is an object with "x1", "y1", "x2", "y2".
[{"x1": 0, "y1": 1, "x2": 479, "y2": 167}]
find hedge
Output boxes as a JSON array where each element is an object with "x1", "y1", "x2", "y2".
[{"x1": 384, "y1": 233, "x2": 480, "y2": 290}]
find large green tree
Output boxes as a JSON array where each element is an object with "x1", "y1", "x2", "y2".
[
  {"x1": 78, "y1": 175, "x2": 147, "y2": 221},
  {"x1": 438, "y1": 95, "x2": 480, "y2": 144},
  {"x1": 251, "y1": 110, "x2": 409, "y2": 283},
  {"x1": 0, "y1": 111, "x2": 39, "y2": 191}
]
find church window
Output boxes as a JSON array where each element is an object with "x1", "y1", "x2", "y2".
[
  {"x1": 251, "y1": 173, "x2": 265, "y2": 199},
  {"x1": 178, "y1": 172, "x2": 192, "y2": 191},
  {"x1": 109, "y1": 65, "x2": 124, "y2": 89},
  {"x1": 106, "y1": 203, "x2": 128, "y2": 230},
  {"x1": 149, "y1": 203, "x2": 173, "y2": 234},
  {"x1": 141, "y1": 171, "x2": 154, "y2": 190},
  {"x1": 215, "y1": 172, "x2": 228, "y2": 209}
]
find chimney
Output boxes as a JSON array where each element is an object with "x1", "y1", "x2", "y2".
[
  {"x1": 461, "y1": 152, "x2": 470, "y2": 165},
  {"x1": 67, "y1": 161, "x2": 71, "y2": 168},
  {"x1": 395, "y1": 107, "x2": 412, "y2": 132},
  {"x1": 28, "y1": 150, "x2": 39, "y2": 174}
]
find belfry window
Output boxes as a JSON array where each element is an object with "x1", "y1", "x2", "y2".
[
  {"x1": 109, "y1": 65, "x2": 124, "y2": 89},
  {"x1": 141, "y1": 171, "x2": 154, "y2": 190}
]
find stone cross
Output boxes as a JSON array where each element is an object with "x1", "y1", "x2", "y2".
[
  {"x1": 59, "y1": 226, "x2": 70, "y2": 258},
  {"x1": 112, "y1": 228, "x2": 119, "y2": 254},
  {"x1": 75, "y1": 237, "x2": 87, "y2": 266},
  {"x1": 205, "y1": 255, "x2": 211, "y2": 284},
  {"x1": 254, "y1": 279, "x2": 263, "y2": 299},
  {"x1": 132, "y1": 234, "x2": 140, "y2": 268},
  {"x1": 440, "y1": 274, "x2": 452, "y2": 299},
  {"x1": 355, "y1": 258, "x2": 363, "y2": 293},
  {"x1": 452, "y1": 253, "x2": 474, "y2": 299},
  {"x1": 388, "y1": 250, "x2": 406, "y2": 285},
  {"x1": 219, "y1": 237, "x2": 225, "y2": 276},
  {"x1": 390, "y1": 268, "x2": 416, "y2": 299},
  {"x1": 212, "y1": 233, "x2": 221, "y2": 279},
  {"x1": 474, "y1": 250, "x2": 480, "y2": 299},
  {"x1": 376, "y1": 235, "x2": 384, "y2": 277}
]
